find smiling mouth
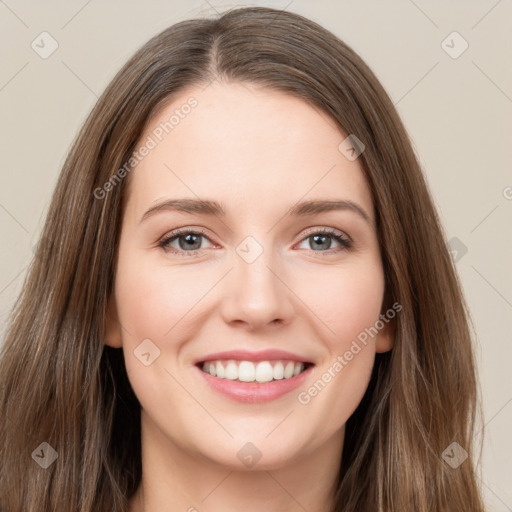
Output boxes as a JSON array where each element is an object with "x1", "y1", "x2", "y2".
[{"x1": 198, "y1": 359, "x2": 312, "y2": 383}]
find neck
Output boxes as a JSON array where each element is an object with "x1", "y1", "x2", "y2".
[{"x1": 129, "y1": 410, "x2": 344, "y2": 512}]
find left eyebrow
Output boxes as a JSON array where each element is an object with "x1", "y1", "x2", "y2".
[{"x1": 285, "y1": 199, "x2": 372, "y2": 226}]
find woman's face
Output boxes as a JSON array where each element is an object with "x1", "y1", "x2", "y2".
[{"x1": 106, "y1": 81, "x2": 394, "y2": 469}]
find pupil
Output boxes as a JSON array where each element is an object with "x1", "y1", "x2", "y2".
[
  {"x1": 180, "y1": 234, "x2": 200, "y2": 250},
  {"x1": 312, "y1": 234, "x2": 330, "y2": 250}
]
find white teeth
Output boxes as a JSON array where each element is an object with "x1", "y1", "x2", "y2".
[
  {"x1": 255, "y1": 361, "x2": 273, "y2": 383},
  {"x1": 201, "y1": 359, "x2": 308, "y2": 382},
  {"x1": 238, "y1": 361, "x2": 256, "y2": 382},
  {"x1": 284, "y1": 361, "x2": 295, "y2": 379},
  {"x1": 216, "y1": 361, "x2": 225, "y2": 378},
  {"x1": 225, "y1": 360, "x2": 238, "y2": 380},
  {"x1": 273, "y1": 361, "x2": 284, "y2": 380},
  {"x1": 202, "y1": 362, "x2": 217, "y2": 376}
]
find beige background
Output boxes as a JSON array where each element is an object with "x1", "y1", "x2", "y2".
[{"x1": 1, "y1": 0, "x2": 511, "y2": 509}]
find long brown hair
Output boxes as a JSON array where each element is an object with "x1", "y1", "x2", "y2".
[{"x1": 0, "y1": 7, "x2": 485, "y2": 511}]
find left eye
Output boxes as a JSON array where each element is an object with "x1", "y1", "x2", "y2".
[
  {"x1": 296, "y1": 230, "x2": 352, "y2": 252},
  {"x1": 158, "y1": 229, "x2": 352, "y2": 255}
]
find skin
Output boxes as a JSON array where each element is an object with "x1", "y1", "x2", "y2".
[{"x1": 105, "y1": 81, "x2": 394, "y2": 512}]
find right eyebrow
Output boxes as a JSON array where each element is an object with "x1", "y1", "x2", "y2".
[{"x1": 140, "y1": 198, "x2": 226, "y2": 224}]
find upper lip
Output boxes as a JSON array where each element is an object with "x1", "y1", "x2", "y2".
[{"x1": 194, "y1": 349, "x2": 314, "y2": 365}]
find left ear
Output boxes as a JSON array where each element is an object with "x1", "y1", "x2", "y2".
[
  {"x1": 104, "y1": 293, "x2": 123, "y2": 348},
  {"x1": 375, "y1": 313, "x2": 396, "y2": 353}
]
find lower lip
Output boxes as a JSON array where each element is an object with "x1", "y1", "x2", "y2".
[{"x1": 195, "y1": 364, "x2": 313, "y2": 403}]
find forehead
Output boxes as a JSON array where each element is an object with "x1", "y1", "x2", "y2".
[{"x1": 124, "y1": 81, "x2": 374, "y2": 222}]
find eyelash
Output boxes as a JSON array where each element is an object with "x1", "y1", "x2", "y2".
[{"x1": 157, "y1": 227, "x2": 353, "y2": 256}]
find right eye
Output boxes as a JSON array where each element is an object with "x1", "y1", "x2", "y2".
[{"x1": 158, "y1": 228, "x2": 216, "y2": 255}]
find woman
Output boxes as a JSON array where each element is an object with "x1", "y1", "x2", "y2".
[{"x1": 0, "y1": 6, "x2": 486, "y2": 511}]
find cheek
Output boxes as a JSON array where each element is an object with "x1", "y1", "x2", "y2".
[
  {"x1": 113, "y1": 254, "x2": 199, "y2": 415},
  {"x1": 115, "y1": 253, "x2": 212, "y2": 342},
  {"x1": 292, "y1": 259, "x2": 383, "y2": 429},
  {"x1": 292, "y1": 257, "x2": 385, "y2": 345}
]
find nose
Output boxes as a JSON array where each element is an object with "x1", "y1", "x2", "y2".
[{"x1": 219, "y1": 240, "x2": 295, "y2": 331}]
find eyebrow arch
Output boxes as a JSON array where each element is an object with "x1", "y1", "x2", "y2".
[
  {"x1": 141, "y1": 198, "x2": 226, "y2": 223},
  {"x1": 286, "y1": 199, "x2": 372, "y2": 225},
  {"x1": 140, "y1": 198, "x2": 372, "y2": 226}
]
